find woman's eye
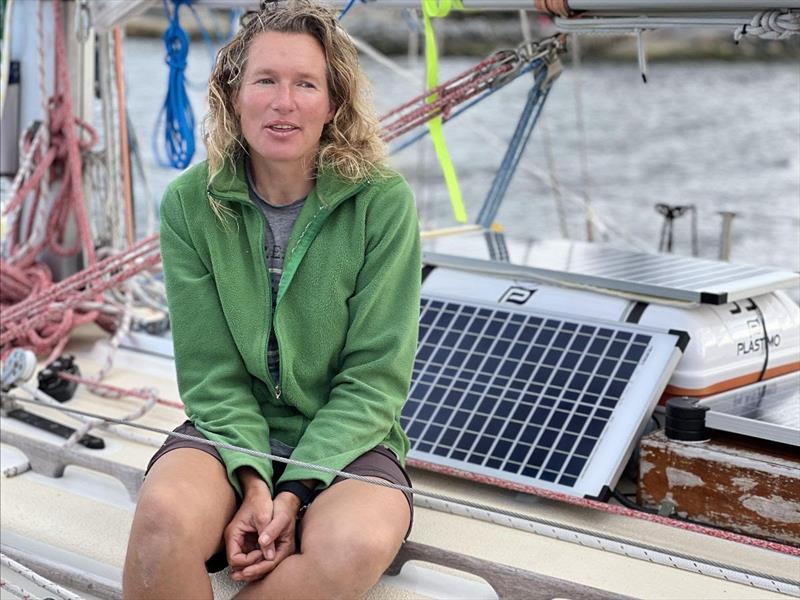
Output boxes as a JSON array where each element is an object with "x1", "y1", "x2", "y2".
[
  {"x1": 298, "y1": 81, "x2": 315, "y2": 89},
  {"x1": 257, "y1": 78, "x2": 274, "y2": 85}
]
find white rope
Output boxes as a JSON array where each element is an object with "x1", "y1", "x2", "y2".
[
  {"x1": 734, "y1": 9, "x2": 800, "y2": 42},
  {"x1": 0, "y1": 579, "x2": 42, "y2": 600},
  {"x1": 17, "y1": 383, "x2": 162, "y2": 448},
  {"x1": 0, "y1": 554, "x2": 83, "y2": 600},
  {"x1": 97, "y1": 32, "x2": 125, "y2": 250}
]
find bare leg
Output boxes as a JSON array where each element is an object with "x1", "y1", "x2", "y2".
[
  {"x1": 235, "y1": 477, "x2": 410, "y2": 600},
  {"x1": 123, "y1": 449, "x2": 237, "y2": 599}
]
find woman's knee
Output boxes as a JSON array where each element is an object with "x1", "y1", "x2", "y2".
[
  {"x1": 130, "y1": 485, "x2": 202, "y2": 552},
  {"x1": 303, "y1": 523, "x2": 403, "y2": 590}
]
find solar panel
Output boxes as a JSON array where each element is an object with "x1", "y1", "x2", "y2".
[
  {"x1": 403, "y1": 294, "x2": 686, "y2": 498},
  {"x1": 698, "y1": 372, "x2": 800, "y2": 447},
  {"x1": 423, "y1": 240, "x2": 800, "y2": 305}
]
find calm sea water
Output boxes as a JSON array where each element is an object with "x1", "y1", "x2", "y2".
[{"x1": 123, "y1": 37, "x2": 800, "y2": 288}]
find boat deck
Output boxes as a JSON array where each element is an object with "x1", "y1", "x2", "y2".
[{"x1": 1, "y1": 326, "x2": 798, "y2": 599}]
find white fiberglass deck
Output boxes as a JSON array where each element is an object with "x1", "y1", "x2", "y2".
[{"x1": 1, "y1": 327, "x2": 798, "y2": 599}]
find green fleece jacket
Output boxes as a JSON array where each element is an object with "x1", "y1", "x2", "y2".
[{"x1": 159, "y1": 157, "x2": 420, "y2": 497}]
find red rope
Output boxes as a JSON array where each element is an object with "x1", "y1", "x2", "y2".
[
  {"x1": 0, "y1": 236, "x2": 161, "y2": 355},
  {"x1": 0, "y1": 0, "x2": 104, "y2": 357},
  {"x1": 379, "y1": 52, "x2": 516, "y2": 142},
  {"x1": 57, "y1": 372, "x2": 184, "y2": 410}
]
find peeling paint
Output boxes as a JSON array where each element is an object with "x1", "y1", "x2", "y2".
[
  {"x1": 639, "y1": 460, "x2": 655, "y2": 476},
  {"x1": 731, "y1": 477, "x2": 757, "y2": 492},
  {"x1": 741, "y1": 495, "x2": 800, "y2": 524},
  {"x1": 666, "y1": 467, "x2": 704, "y2": 488}
]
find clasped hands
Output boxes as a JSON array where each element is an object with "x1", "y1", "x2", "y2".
[{"x1": 225, "y1": 469, "x2": 304, "y2": 583}]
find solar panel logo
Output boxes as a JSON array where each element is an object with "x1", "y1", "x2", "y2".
[{"x1": 402, "y1": 295, "x2": 684, "y2": 498}]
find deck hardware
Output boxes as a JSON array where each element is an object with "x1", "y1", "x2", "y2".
[
  {"x1": 6, "y1": 408, "x2": 105, "y2": 450},
  {"x1": 0, "y1": 429, "x2": 143, "y2": 500},
  {"x1": 0, "y1": 348, "x2": 37, "y2": 390},
  {"x1": 37, "y1": 356, "x2": 80, "y2": 403}
]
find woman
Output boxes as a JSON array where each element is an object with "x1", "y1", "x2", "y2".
[{"x1": 123, "y1": 2, "x2": 420, "y2": 598}]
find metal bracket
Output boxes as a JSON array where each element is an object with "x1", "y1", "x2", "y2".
[{"x1": 0, "y1": 428, "x2": 144, "y2": 501}]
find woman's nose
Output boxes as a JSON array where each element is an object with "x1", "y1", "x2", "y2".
[{"x1": 271, "y1": 84, "x2": 294, "y2": 112}]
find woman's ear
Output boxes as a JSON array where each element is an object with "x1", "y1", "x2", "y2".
[{"x1": 327, "y1": 103, "x2": 336, "y2": 124}]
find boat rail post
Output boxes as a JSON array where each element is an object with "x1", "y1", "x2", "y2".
[{"x1": 718, "y1": 210, "x2": 737, "y2": 261}]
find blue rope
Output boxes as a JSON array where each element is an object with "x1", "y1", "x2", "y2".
[
  {"x1": 153, "y1": 0, "x2": 196, "y2": 169},
  {"x1": 476, "y1": 67, "x2": 551, "y2": 228}
]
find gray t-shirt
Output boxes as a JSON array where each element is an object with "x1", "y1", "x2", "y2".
[{"x1": 245, "y1": 163, "x2": 305, "y2": 384}]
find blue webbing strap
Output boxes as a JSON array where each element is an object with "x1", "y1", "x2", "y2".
[
  {"x1": 153, "y1": 0, "x2": 195, "y2": 169},
  {"x1": 476, "y1": 66, "x2": 552, "y2": 229}
]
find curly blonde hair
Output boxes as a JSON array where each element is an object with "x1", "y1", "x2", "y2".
[{"x1": 205, "y1": 0, "x2": 386, "y2": 200}]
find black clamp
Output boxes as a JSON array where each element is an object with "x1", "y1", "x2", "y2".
[{"x1": 37, "y1": 355, "x2": 80, "y2": 403}]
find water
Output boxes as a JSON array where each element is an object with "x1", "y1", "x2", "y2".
[{"x1": 123, "y1": 37, "x2": 800, "y2": 282}]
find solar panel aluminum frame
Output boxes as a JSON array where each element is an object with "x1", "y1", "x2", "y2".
[
  {"x1": 422, "y1": 250, "x2": 800, "y2": 306},
  {"x1": 406, "y1": 292, "x2": 686, "y2": 499},
  {"x1": 698, "y1": 372, "x2": 800, "y2": 447}
]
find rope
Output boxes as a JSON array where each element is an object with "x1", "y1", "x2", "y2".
[
  {"x1": 5, "y1": 392, "x2": 799, "y2": 561},
  {"x1": 0, "y1": 235, "x2": 161, "y2": 355},
  {"x1": 57, "y1": 372, "x2": 184, "y2": 410},
  {"x1": 153, "y1": 0, "x2": 195, "y2": 169},
  {"x1": 0, "y1": 553, "x2": 83, "y2": 600},
  {"x1": 534, "y1": 0, "x2": 573, "y2": 18},
  {"x1": 16, "y1": 382, "x2": 161, "y2": 448},
  {"x1": 734, "y1": 10, "x2": 800, "y2": 42},
  {"x1": 0, "y1": 579, "x2": 42, "y2": 600}
]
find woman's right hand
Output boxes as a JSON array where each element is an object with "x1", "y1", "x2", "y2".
[{"x1": 226, "y1": 469, "x2": 276, "y2": 582}]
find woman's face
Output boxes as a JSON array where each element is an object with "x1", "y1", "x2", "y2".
[{"x1": 235, "y1": 31, "x2": 334, "y2": 170}]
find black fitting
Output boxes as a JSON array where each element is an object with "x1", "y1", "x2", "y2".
[
  {"x1": 37, "y1": 355, "x2": 80, "y2": 403},
  {"x1": 664, "y1": 397, "x2": 709, "y2": 442}
]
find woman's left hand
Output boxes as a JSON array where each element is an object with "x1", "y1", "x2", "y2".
[{"x1": 229, "y1": 492, "x2": 300, "y2": 583}]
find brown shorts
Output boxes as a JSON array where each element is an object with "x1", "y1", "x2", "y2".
[{"x1": 146, "y1": 421, "x2": 414, "y2": 571}]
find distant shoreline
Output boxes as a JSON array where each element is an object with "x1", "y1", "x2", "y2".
[{"x1": 124, "y1": 9, "x2": 800, "y2": 61}]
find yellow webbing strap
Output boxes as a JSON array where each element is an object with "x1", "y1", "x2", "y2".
[{"x1": 422, "y1": 0, "x2": 467, "y2": 223}]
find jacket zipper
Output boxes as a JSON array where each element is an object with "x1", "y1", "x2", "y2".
[{"x1": 250, "y1": 202, "x2": 282, "y2": 401}]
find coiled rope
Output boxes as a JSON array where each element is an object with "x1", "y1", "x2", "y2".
[
  {"x1": 0, "y1": 235, "x2": 161, "y2": 356},
  {"x1": 734, "y1": 9, "x2": 800, "y2": 42},
  {"x1": 153, "y1": 0, "x2": 195, "y2": 169}
]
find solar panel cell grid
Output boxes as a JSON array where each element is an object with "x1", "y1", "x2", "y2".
[{"x1": 403, "y1": 296, "x2": 660, "y2": 492}]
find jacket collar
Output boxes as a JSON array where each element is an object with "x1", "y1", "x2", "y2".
[{"x1": 207, "y1": 154, "x2": 367, "y2": 211}]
